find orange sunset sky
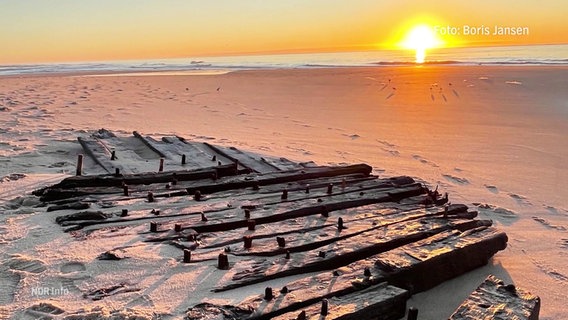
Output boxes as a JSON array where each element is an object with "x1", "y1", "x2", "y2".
[{"x1": 1, "y1": 0, "x2": 566, "y2": 64}]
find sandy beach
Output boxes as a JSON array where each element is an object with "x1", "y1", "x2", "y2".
[{"x1": 1, "y1": 66, "x2": 567, "y2": 319}]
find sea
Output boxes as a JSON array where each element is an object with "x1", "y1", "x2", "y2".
[{"x1": 1, "y1": 44, "x2": 567, "y2": 76}]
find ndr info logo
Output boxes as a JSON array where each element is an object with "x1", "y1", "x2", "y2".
[{"x1": 31, "y1": 286, "x2": 70, "y2": 296}]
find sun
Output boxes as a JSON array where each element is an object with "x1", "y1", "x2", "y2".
[{"x1": 401, "y1": 25, "x2": 443, "y2": 63}]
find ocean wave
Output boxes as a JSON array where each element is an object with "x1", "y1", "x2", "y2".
[
  {"x1": 373, "y1": 60, "x2": 463, "y2": 66},
  {"x1": 2, "y1": 46, "x2": 568, "y2": 76}
]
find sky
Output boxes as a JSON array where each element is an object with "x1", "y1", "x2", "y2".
[{"x1": 1, "y1": 0, "x2": 567, "y2": 64}]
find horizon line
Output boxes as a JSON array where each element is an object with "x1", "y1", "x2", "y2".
[{"x1": 2, "y1": 42, "x2": 567, "y2": 66}]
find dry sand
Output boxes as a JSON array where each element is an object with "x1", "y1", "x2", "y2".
[{"x1": 0, "y1": 66, "x2": 567, "y2": 319}]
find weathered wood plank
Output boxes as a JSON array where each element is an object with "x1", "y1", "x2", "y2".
[
  {"x1": 132, "y1": 131, "x2": 169, "y2": 158},
  {"x1": 47, "y1": 176, "x2": 386, "y2": 233},
  {"x1": 228, "y1": 204, "x2": 473, "y2": 257},
  {"x1": 214, "y1": 218, "x2": 486, "y2": 292},
  {"x1": 262, "y1": 156, "x2": 305, "y2": 171},
  {"x1": 184, "y1": 183, "x2": 423, "y2": 234},
  {"x1": 203, "y1": 143, "x2": 282, "y2": 173},
  {"x1": 36, "y1": 163, "x2": 239, "y2": 201},
  {"x1": 60, "y1": 182, "x2": 423, "y2": 233},
  {"x1": 272, "y1": 283, "x2": 409, "y2": 320},
  {"x1": 233, "y1": 225, "x2": 506, "y2": 319},
  {"x1": 196, "y1": 203, "x2": 429, "y2": 250},
  {"x1": 77, "y1": 136, "x2": 121, "y2": 174},
  {"x1": 40, "y1": 163, "x2": 376, "y2": 203},
  {"x1": 139, "y1": 196, "x2": 431, "y2": 250},
  {"x1": 449, "y1": 275, "x2": 540, "y2": 320},
  {"x1": 184, "y1": 163, "x2": 373, "y2": 196},
  {"x1": 176, "y1": 136, "x2": 249, "y2": 171},
  {"x1": 372, "y1": 225, "x2": 508, "y2": 293},
  {"x1": 80, "y1": 130, "x2": 165, "y2": 174},
  {"x1": 160, "y1": 136, "x2": 223, "y2": 170}
]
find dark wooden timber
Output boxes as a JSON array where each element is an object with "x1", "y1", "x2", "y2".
[
  {"x1": 41, "y1": 163, "x2": 239, "y2": 190},
  {"x1": 52, "y1": 183, "x2": 424, "y2": 232},
  {"x1": 36, "y1": 163, "x2": 373, "y2": 202},
  {"x1": 132, "y1": 131, "x2": 168, "y2": 158},
  {"x1": 203, "y1": 142, "x2": 282, "y2": 173},
  {"x1": 183, "y1": 184, "x2": 423, "y2": 234},
  {"x1": 184, "y1": 163, "x2": 374, "y2": 196},
  {"x1": 273, "y1": 283, "x2": 409, "y2": 320},
  {"x1": 233, "y1": 226, "x2": 506, "y2": 319},
  {"x1": 176, "y1": 136, "x2": 249, "y2": 172},
  {"x1": 449, "y1": 275, "x2": 540, "y2": 320},
  {"x1": 77, "y1": 136, "x2": 116, "y2": 174},
  {"x1": 230, "y1": 203, "x2": 473, "y2": 257},
  {"x1": 214, "y1": 219, "x2": 489, "y2": 292}
]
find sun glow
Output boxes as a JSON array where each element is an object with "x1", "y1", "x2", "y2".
[{"x1": 401, "y1": 25, "x2": 443, "y2": 63}]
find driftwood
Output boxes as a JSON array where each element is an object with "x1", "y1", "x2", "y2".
[{"x1": 449, "y1": 275, "x2": 540, "y2": 320}]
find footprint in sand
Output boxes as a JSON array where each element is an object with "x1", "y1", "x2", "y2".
[
  {"x1": 532, "y1": 216, "x2": 567, "y2": 231},
  {"x1": 377, "y1": 140, "x2": 400, "y2": 156},
  {"x1": 559, "y1": 238, "x2": 568, "y2": 249},
  {"x1": 6, "y1": 255, "x2": 47, "y2": 274},
  {"x1": 126, "y1": 294, "x2": 155, "y2": 308},
  {"x1": 18, "y1": 302, "x2": 65, "y2": 319},
  {"x1": 484, "y1": 184, "x2": 499, "y2": 194},
  {"x1": 543, "y1": 205, "x2": 565, "y2": 215},
  {"x1": 0, "y1": 266, "x2": 21, "y2": 304},
  {"x1": 412, "y1": 154, "x2": 439, "y2": 168},
  {"x1": 342, "y1": 133, "x2": 360, "y2": 140},
  {"x1": 59, "y1": 262, "x2": 89, "y2": 293},
  {"x1": 60, "y1": 261, "x2": 86, "y2": 274},
  {"x1": 380, "y1": 147, "x2": 400, "y2": 156},
  {"x1": 508, "y1": 193, "x2": 532, "y2": 206},
  {"x1": 529, "y1": 258, "x2": 568, "y2": 284},
  {"x1": 0, "y1": 255, "x2": 47, "y2": 305},
  {"x1": 474, "y1": 203, "x2": 518, "y2": 226},
  {"x1": 376, "y1": 140, "x2": 397, "y2": 148},
  {"x1": 442, "y1": 174, "x2": 469, "y2": 185}
]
